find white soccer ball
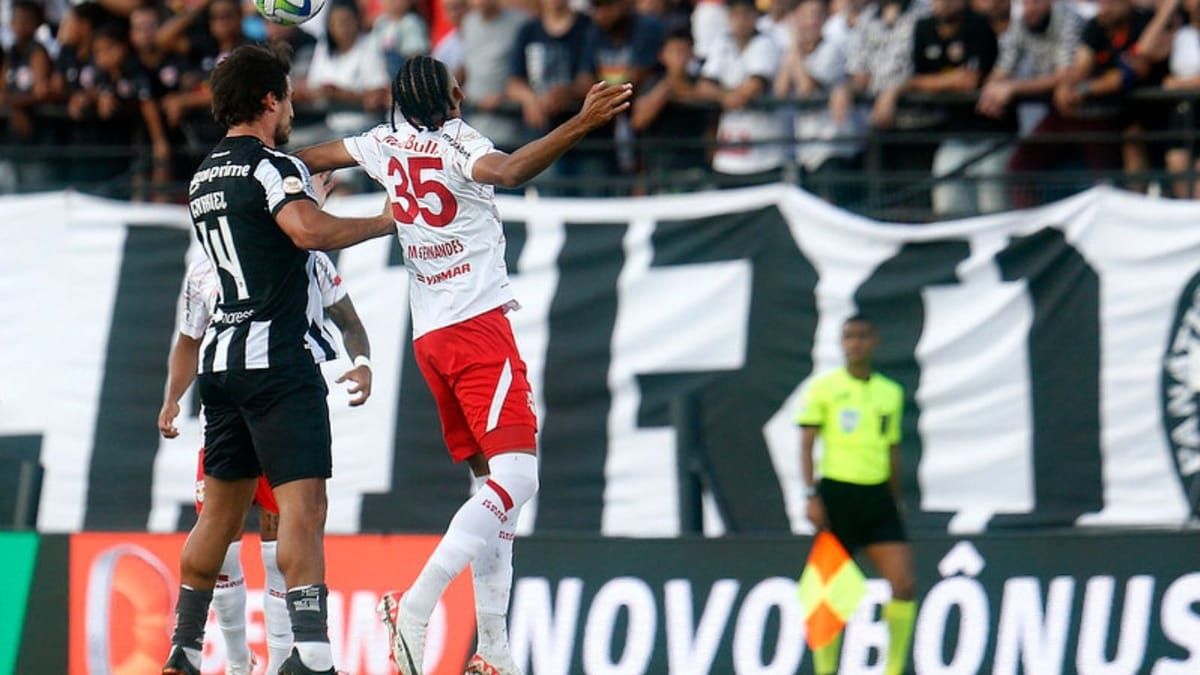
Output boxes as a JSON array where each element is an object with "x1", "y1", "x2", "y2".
[{"x1": 255, "y1": 0, "x2": 326, "y2": 25}]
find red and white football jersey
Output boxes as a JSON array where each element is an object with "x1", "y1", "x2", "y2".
[{"x1": 343, "y1": 118, "x2": 518, "y2": 339}]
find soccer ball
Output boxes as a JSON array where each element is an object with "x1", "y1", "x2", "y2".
[{"x1": 255, "y1": 0, "x2": 326, "y2": 25}]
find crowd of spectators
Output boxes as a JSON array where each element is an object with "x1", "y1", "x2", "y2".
[{"x1": 1, "y1": 0, "x2": 1199, "y2": 210}]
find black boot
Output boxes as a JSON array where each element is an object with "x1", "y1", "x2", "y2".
[
  {"x1": 278, "y1": 648, "x2": 337, "y2": 674},
  {"x1": 161, "y1": 646, "x2": 200, "y2": 675}
]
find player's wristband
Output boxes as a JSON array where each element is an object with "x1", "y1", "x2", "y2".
[
  {"x1": 804, "y1": 485, "x2": 819, "y2": 498},
  {"x1": 353, "y1": 355, "x2": 372, "y2": 370}
]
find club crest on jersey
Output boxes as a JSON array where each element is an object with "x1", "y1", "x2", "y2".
[
  {"x1": 839, "y1": 409, "x2": 860, "y2": 433},
  {"x1": 282, "y1": 176, "x2": 305, "y2": 194}
]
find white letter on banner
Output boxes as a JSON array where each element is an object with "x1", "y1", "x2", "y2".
[
  {"x1": 913, "y1": 578, "x2": 989, "y2": 674},
  {"x1": 994, "y1": 577, "x2": 1075, "y2": 675},
  {"x1": 732, "y1": 577, "x2": 804, "y2": 675},
  {"x1": 603, "y1": 217, "x2": 752, "y2": 536},
  {"x1": 582, "y1": 577, "x2": 657, "y2": 675},
  {"x1": 840, "y1": 579, "x2": 890, "y2": 675},
  {"x1": 665, "y1": 579, "x2": 739, "y2": 674},
  {"x1": 1076, "y1": 576, "x2": 1153, "y2": 675},
  {"x1": 1152, "y1": 573, "x2": 1200, "y2": 674},
  {"x1": 510, "y1": 577, "x2": 583, "y2": 675}
]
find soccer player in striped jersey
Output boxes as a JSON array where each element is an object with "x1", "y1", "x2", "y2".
[
  {"x1": 162, "y1": 43, "x2": 395, "y2": 675},
  {"x1": 296, "y1": 55, "x2": 631, "y2": 675},
  {"x1": 159, "y1": 252, "x2": 372, "y2": 675}
]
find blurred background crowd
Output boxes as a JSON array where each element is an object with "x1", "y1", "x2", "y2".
[{"x1": 2, "y1": 0, "x2": 1200, "y2": 218}]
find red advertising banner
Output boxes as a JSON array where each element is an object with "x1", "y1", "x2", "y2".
[{"x1": 69, "y1": 533, "x2": 476, "y2": 675}]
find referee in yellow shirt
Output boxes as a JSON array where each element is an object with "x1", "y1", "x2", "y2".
[{"x1": 797, "y1": 315, "x2": 916, "y2": 675}]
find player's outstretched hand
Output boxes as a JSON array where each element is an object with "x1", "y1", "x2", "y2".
[
  {"x1": 311, "y1": 170, "x2": 336, "y2": 207},
  {"x1": 337, "y1": 364, "x2": 372, "y2": 406},
  {"x1": 158, "y1": 400, "x2": 180, "y2": 439},
  {"x1": 577, "y1": 81, "x2": 634, "y2": 131}
]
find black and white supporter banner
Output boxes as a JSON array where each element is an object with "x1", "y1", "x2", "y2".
[{"x1": 2, "y1": 186, "x2": 1198, "y2": 535}]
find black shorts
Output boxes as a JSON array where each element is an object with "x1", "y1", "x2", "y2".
[
  {"x1": 819, "y1": 478, "x2": 907, "y2": 553},
  {"x1": 198, "y1": 364, "x2": 332, "y2": 488}
]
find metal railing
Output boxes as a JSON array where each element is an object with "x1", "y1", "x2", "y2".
[{"x1": 2, "y1": 87, "x2": 1196, "y2": 220}]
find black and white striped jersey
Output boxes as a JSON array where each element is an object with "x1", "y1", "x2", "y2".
[
  {"x1": 187, "y1": 135, "x2": 319, "y2": 373},
  {"x1": 179, "y1": 252, "x2": 348, "y2": 369}
]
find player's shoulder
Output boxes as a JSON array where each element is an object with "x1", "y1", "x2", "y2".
[
  {"x1": 441, "y1": 117, "x2": 487, "y2": 144},
  {"x1": 185, "y1": 257, "x2": 216, "y2": 285},
  {"x1": 310, "y1": 250, "x2": 339, "y2": 274}
]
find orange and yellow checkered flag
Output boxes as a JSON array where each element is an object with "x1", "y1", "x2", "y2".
[{"x1": 797, "y1": 532, "x2": 867, "y2": 650}]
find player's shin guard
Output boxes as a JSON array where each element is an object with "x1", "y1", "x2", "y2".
[
  {"x1": 402, "y1": 453, "x2": 539, "y2": 624},
  {"x1": 170, "y1": 586, "x2": 213, "y2": 669},
  {"x1": 213, "y1": 540, "x2": 251, "y2": 668},
  {"x1": 884, "y1": 599, "x2": 916, "y2": 675},
  {"x1": 261, "y1": 540, "x2": 292, "y2": 674},
  {"x1": 813, "y1": 633, "x2": 841, "y2": 675},
  {"x1": 287, "y1": 584, "x2": 334, "y2": 671}
]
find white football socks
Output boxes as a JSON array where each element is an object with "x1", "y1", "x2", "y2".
[
  {"x1": 212, "y1": 540, "x2": 251, "y2": 668},
  {"x1": 261, "y1": 540, "x2": 292, "y2": 674},
  {"x1": 402, "y1": 453, "x2": 539, "y2": 625}
]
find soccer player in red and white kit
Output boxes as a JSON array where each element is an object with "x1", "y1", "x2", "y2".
[
  {"x1": 296, "y1": 56, "x2": 631, "y2": 675},
  {"x1": 159, "y1": 252, "x2": 372, "y2": 674}
]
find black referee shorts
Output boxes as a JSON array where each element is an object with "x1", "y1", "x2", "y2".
[
  {"x1": 819, "y1": 478, "x2": 907, "y2": 553},
  {"x1": 198, "y1": 364, "x2": 332, "y2": 488}
]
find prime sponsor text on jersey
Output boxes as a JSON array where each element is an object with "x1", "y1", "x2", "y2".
[{"x1": 189, "y1": 163, "x2": 251, "y2": 194}]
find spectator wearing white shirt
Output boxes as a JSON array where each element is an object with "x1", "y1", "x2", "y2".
[
  {"x1": 696, "y1": 0, "x2": 785, "y2": 180},
  {"x1": 371, "y1": 0, "x2": 431, "y2": 76},
  {"x1": 460, "y1": 0, "x2": 527, "y2": 149},
  {"x1": 692, "y1": 0, "x2": 730, "y2": 61},
  {"x1": 1166, "y1": 0, "x2": 1200, "y2": 197},
  {"x1": 775, "y1": 0, "x2": 862, "y2": 200},
  {"x1": 759, "y1": 0, "x2": 801, "y2": 51},
  {"x1": 300, "y1": 0, "x2": 390, "y2": 135}
]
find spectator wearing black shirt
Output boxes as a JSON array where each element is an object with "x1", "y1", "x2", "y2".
[
  {"x1": 1166, "y1": 0, "x2": 1200, "y2": 197},
  {"x1": 579, "y1": 0, "x2": 665, "y2": 191},
  {"x1": 0, "y1": 1, "x2": 52, "y2": 191},
  {"x1": 632, "y1": 25, "x2": 712, "y2": 191},
  {"x1": 508, "y1": 0, "x2": 591, "y2": 133},
  {"x1": 157, "y1": 0, "x2": 247, "y2": 147},
  {"x1": 93, "y1": 24, "x2": 171, "y2": 196},
  {"x1": 52, "y1": 2, "x2": 108, "y2": 103},
  {"x1": 907, "y1": 0, "x2": 1010, "y2": 215}
]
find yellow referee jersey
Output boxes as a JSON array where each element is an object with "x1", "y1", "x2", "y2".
[{"x1": 796, "y1": 368, "x2": 904, "y2": 485}]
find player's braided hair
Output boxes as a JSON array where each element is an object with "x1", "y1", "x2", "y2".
[{"x1": 391, "y1": 56, "x2": 454, "y2": 132}]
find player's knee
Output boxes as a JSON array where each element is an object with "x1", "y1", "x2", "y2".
[{"x1": 487, "y1": 452, "x2": 539, "y2": 511}]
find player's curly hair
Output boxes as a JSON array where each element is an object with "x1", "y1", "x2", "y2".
[
  {"x1": 391, "y1": 56, "x2": 454, "y2": 132},
  {"x1": 211, "y1": 42, "x2": 293, "y2": 129}
]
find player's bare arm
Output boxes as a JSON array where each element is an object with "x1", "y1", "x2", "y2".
[
  {"x1": 326, "y1": 295, "x2": 373, "y2": 406},
  {"x1": 275, "y1": 198, "x2": 396, "y2": 251},
  {"x1": 471, "y1": 81, "x2": 633, "y2": 188},
  {"x1": 294, "y1": 141, "x2": 358, "y2": 174},
  {"x1": 159, "y1": 333, "x2": 202, "y2": 439}
]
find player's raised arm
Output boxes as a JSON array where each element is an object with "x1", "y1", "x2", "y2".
[
  {"x1": 295, "y1": 140, "x2": 359, "y2": 174},
  {"x1": 471, "y1": 81, "x2": 633, "y2": 188},
  {"x1": 275, "y1": 199, "x2": 395, "y2": 251}
]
